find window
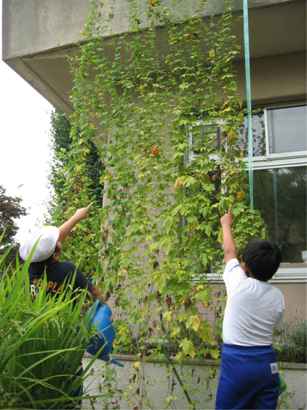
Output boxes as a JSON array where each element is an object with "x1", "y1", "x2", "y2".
[
  {"x1": 267, "y1": 106, "x2": 307, "y2": 154},
  {"x1": 187, "y1": 104, "x2": 307, "y2": 267},
  {"x1": 242, "y1": 104, "x2": 307, "y2": 265},
  {"x1": 239, "y1": 104, "x2": 307, "y2": 168},
  {"x1": 186, "y1": 120, "x2": 222, "y2": 164},
  {"x1": 254, "y1": 167, "x2": 306, "y2": 263}
]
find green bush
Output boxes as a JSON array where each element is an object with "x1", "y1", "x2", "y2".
[
  {"x1": 0, "y1": 250, "x2": 99, "y2": 409},
  {"x1": 275, "y1": 321, "x2": 307, "y2": 363}
]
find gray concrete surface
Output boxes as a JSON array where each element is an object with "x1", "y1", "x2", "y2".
[
  {"x1": 82, "y1": 355, "x2": 307, "y2": 409},
  {"x1": 2, "y1": 0, "x2": 305, "y2": 112},
  {"x1": 3, "y1": 0, "x2": 299, "y2": 60}
]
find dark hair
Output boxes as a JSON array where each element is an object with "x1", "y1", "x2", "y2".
[{"x1": 242, "y1": 239, "x2": 282, "y2": 281}]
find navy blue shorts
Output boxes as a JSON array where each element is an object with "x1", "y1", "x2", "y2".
[{"x1": 215, "y1": 344, "x2": 280, "y2": 410}]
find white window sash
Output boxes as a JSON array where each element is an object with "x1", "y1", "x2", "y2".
[
  {"x1": 198, "y1": 265, "x2": 307, "y2": 284},
  {"x1": 249, "y1": 105, "x2": 307, "y2": 168},
  {"x1": 264, "y1": 108, "x2": 270, "y2": 156},
  {"x1": 246, "y1": 152, "x2": 307, "y2": 170}
]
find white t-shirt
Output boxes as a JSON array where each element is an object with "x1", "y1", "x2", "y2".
[{"x1": 222, "y1": 258, "x2": 285, "y2": 346}]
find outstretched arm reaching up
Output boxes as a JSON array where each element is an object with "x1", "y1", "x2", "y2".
[
  {"x1": 220, "y1": 211, "x2": 237, "y2": 263},
  {"x1": 58, "y1": 204, "x2": 92, "y2": 243}
]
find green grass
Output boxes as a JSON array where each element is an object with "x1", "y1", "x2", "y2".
[{"x1": 0, "y1": 249, "x2": 101, "y2": 409}]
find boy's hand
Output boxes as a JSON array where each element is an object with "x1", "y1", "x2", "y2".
[
  {"x1": 58, "y1": 203, "x2": 94, "y2": 242},
  {"x1": 220, "y1": 212, "x2": 233, "y2": 227},
  {"x1": 74, "y1": 203, "x2": 93, "y2": 221}
]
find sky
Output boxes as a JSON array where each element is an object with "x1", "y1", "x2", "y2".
[{"x1": 0, "y1": 0, "x2": 54, "y2": 242}]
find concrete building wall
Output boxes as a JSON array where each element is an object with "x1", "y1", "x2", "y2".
[
  {"x1": 4, "y1": 47, "x2": 305, "y2": 115},
  {"x1": 203, "y1": 280, "x2": 306, "y2": 326},
  {"x1": 3, "y1": 0, "x2": 302, "y2": 60},
  {"x1": 2, "y1": 0, "x2": 91, "y2": 59},
  {"x1": 276, "y1": 283, "x2": 306, "y2": 323},
  {"x1": 3, "y1": 0, "x2": 305, "y2": 111},
  {"x1": 239, "y1": 52, "x2": 306, "y2": 104}
]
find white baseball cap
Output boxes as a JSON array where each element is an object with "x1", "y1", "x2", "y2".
[{"x1": 19, "y1": 226, "x2": 60, "y2": 263}]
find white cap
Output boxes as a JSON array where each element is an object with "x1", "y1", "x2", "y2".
[{"x1": 19, "y1": 226, "x2": 60, "y2": 263}]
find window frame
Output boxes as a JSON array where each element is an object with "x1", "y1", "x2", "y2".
[
  {"x1": 186, "y1": 120, "x2": 223, "y2": 164},
  {"x1": 205, "y1": 264, "x2": 307, "y2": 284},
  {"x1": 250, "y1": 103, "x2": 307, "y2": 274},
  {"x1": 249, "y1": 104, "x2": 307, "y2": 170}
]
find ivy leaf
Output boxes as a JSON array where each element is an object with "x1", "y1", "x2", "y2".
[
  {"x1": 133, "y1": 361, "x2": 141, "y2": 370},
  {"x1": 182, "y1": 176, "x2": 197, "y2": 187},
  {"x1": 194, "y1": 289, "x2": 210, "y2": 303},
  {"x1": 208, "y1": 49, "x2": 215, "y2": 59},
  {"x1": 187, "y1": 315, "x2": 201, "y2": 332},
  {"x1": 149, "y1": 0, "x2": 158, "y2": 6},
  {"x1": 163, "y1": 311, "x2": 172, "y2": 322},
  {"x1": 210, "y1": 349, "x2": 220, "y2": 360},
  {"x1": 180, "y1": 338, "x2": 196, "y2": 358},
  {"x1": 179, "y1": 82, "x2": 189, "y2": 91},
  {"x1": 170, "y1": 325, "x2": 181, "y2": 338}
]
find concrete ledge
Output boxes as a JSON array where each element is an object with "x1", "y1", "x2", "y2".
[
  {"x1": 84, "y1": 352, "x2": 307, "y2": 370},
  {"x1": 2, "y1": 0, "x2": 91, "y2": 60},
  {"x1": 112, "y1": 353, "x2": 307, "y2": 370},
  {"x1": 2, "y1": 0, "x2": 305, "y2": 113},
  {"x1": 6, "y1": 56, "x2": 72, "y2": 113},
  {"x1": 112, "y1": 353, "x2": 220, "y2": 367},
  {"x1": 82, "y1": 353, "x2": 307, "y2": 409},
  {"x1": 3, "y1": 0, "x2": 303, "y2": 60}
]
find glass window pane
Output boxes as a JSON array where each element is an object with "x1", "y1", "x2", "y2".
[
  {"x1": 189, "y1": 123, "x2": 219, "y2": 154},
  {"x1": 254, "y1": 166, "x2": 307, "y2": 263},
  {"x1": 238, "y1": 111, "x2": 266, "y2": 157},
  {"x1": 267, "y1": 105, "x2": 307, "y2": 154}
]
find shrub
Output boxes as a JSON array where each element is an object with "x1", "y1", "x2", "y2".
[
  {"x1": 0, "y1": 251, "x2": 98, "y2": 409},
  {"x1": 274, "y1": 321, "x2": 307, "y2": 363}
]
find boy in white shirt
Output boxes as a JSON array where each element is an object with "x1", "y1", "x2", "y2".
[{"x1": 215, "y1": 211, "x2": 285, "y2": 410}]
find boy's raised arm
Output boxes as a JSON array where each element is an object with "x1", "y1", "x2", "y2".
[
  {"x1": 220, "y1": 212, "x2": 237, "y2": 263},
  {"x1": 58, "y1": 204, "x2": 92, "y2": 243}
]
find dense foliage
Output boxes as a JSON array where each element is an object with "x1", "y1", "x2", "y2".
[
  {"x1": 67, "y1": 0, "x2": 265, "y2": 356},
  {"x1": 49, "y1": 110, "x2": 103, "y2": 274},
  {"x1": 50, "y1": 110, "x2": 103, "y2": 209}
]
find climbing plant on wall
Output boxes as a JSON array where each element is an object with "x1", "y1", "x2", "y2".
[
  {"x1": 68, "y1": 0, "x2": 267, "y2": 354},
  {"x1": 63, "y1": 0, "x2": 266, "y2": 405},
  {"x1": 49, "y1": 109, "x2": 104, "y2": 275}
]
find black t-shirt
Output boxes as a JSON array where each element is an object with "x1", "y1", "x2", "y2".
[{"x1": 29, "y1": 260, "x2": 93, "y2": 296}]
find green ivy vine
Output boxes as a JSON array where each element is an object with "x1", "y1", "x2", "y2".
[
  {"x1": 55, "y1": 0, "x2": 267, "y2": 405},
  {"x1": 49, "y1": 110, "x2": 103, "y2": 276}
]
